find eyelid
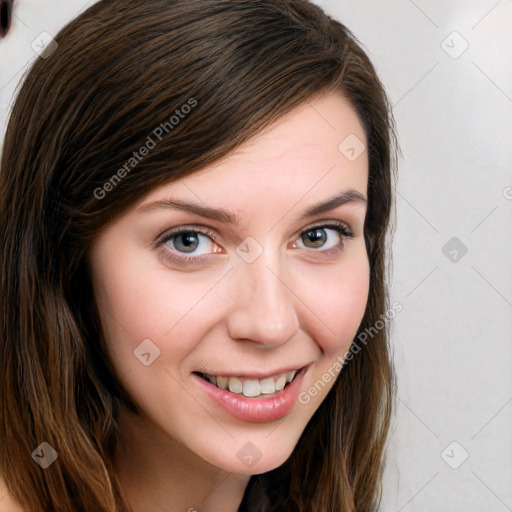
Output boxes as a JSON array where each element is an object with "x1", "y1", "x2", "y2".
[
  {"x1": 155, "y1": 224, "x2": 221, "y2": 248},
  {"x1": 297, "y1": 220, "x2": 354, "y2": 238},
  {"x1": 156, "y1": 219, "x2": 354, "y2": 240}
]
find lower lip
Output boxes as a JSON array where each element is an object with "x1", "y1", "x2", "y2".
[{"x1": 193, "y1": 368, "x2": 306, "y2": 423}]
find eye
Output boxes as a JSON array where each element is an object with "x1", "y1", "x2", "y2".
[
  {"x1": 156, "y1": 221, "x2": 355, "y2": 266},
  {"x1": 159, "y1": 227, "x2": 220, "y2": 264},
  {"x1": 293, "y1": 222, "x2": 354, "y2": 252}
]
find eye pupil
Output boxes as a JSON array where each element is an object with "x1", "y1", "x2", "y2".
[
  {"x1": 302, "y1": 228, "x2": 327, "y2": 248},
  {"x1": 175, "y1": 232, "x2": 199, "y2": 252}
]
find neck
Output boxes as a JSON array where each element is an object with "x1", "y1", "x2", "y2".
[{"x1": 113, "y1": 406, "x2": 250, "y2": 512}]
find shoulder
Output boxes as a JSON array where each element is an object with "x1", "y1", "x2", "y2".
[{"x1": 0, "y1": 476, "x2": 26, "y2": 512}]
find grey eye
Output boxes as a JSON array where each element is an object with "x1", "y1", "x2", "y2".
[{"x1": 163, "y1": 229, "x2": 217, "y2": 257}]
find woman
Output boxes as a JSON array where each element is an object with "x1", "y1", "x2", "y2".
[{"x1": 0, "y1": 0, "x2": 398, "y2": 510}]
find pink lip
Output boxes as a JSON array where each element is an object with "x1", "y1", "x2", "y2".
[{"x1": 193, "y1": 367, "x2": 306, "y2": 423}]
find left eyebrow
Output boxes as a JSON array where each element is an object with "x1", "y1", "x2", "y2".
[{"x1": 294, "y1": 189, "x2": 367, "y2": 221}]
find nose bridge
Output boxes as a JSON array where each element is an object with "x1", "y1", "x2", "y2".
[{"x1": 226, "y1": 245, "x2": 300, "y2": 346}]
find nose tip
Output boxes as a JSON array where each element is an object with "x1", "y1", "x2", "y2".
[
  {"x1": 0, "y1": 0, "x2": 13, "y2": 38},
  {"x1": 227, "y1": 262, "x2": 300, "y2": 347}
]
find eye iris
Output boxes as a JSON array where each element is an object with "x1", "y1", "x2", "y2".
[
  {"x1": 174, "y1": 232, "x2": 199, "y2": 253},
  {"x1": 302, "y1": 228, "x2": 327, "y2": 248}
]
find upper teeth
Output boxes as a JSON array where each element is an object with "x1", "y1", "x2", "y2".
[{"x1": 202, "y1": 371, "x2": 297, "y2": 398}]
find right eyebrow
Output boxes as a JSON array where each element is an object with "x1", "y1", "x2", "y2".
[{"x1": 136, "y1": 197, "x2": 241, "y2": 225}]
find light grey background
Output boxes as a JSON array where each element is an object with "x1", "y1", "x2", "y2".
[{"x1": 1, "y1": 1, "x2": 511, "y2": 511}]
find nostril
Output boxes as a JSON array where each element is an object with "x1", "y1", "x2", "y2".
[{"x1": 0, "y1": 0, "x2": 13, "y2": 39}]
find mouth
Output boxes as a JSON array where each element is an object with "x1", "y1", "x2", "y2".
[
  {"x1": 193, "y1": 365, "x2": 309, "y2": 423},
  {"x1": 193, "y1": 368, "x2": 303, "y2": 399}
]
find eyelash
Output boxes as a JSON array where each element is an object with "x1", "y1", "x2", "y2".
[{"x1": 156, "y1": 221, "x2": 355, "y2": 266}]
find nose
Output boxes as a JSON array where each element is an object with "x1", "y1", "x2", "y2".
[{"x1": 226, "y1": 251, "x2": 300, "y2": 347}]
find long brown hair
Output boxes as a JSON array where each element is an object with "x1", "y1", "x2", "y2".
[{"x1": 0, "y1": 1, "x2": 398, "y2": 510}]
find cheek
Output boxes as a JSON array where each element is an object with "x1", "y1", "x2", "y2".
[
  {"x1": 300, "y1": 248, "x2": 370, "y2": 354},
  {"x1": 90, "y1": 248, "x2": 222, "y2": 369}
]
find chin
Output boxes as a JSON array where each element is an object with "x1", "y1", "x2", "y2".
[{"x1": 196, "y1": 421, "x2": 305, "y2": 476}]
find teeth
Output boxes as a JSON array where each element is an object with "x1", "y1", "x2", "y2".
[
  {"x1": 216, "y1": 375, "x2": 228, "y2": 390},
  {"x1": 275, "y1": 376, "x2": 286, "y2": 391},
  {"x1": 228, "y1": 377, "x2": 242, "y2": 394},
  {"x1": 259, "y1": 377, "x2": 275, "y2": 394},
  {"x1": 202, "y1": 370, "x2": 298, "y2": 398},
  {"x1": 242, "y1": 379, "x2": 261, "y2": 397}
]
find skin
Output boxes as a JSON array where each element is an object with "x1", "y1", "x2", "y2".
[{"x1": 0, "y1": 91, "x2": 370, "y2": 512}]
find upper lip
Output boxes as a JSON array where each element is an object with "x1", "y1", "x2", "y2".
[{"x1": 194, "y1": 364, "x2": 308, "y2": 379}]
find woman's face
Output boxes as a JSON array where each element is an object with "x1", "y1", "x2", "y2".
[{"x1": 88, "y1": 91, "x2": 369, "y2": 474}]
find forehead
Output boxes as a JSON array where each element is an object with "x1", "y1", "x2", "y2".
[{"x1": 137, "y1": 91, "x2": 368, "y2": 216}]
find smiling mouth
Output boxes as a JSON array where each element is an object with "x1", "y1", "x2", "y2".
[{"x1": 194, "y1": 369, "x2": 301, "y2": 399}]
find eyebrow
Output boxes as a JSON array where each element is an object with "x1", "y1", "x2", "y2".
[{"x1": 137, "y1": 189, "x2": 367, "y2": 224}]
